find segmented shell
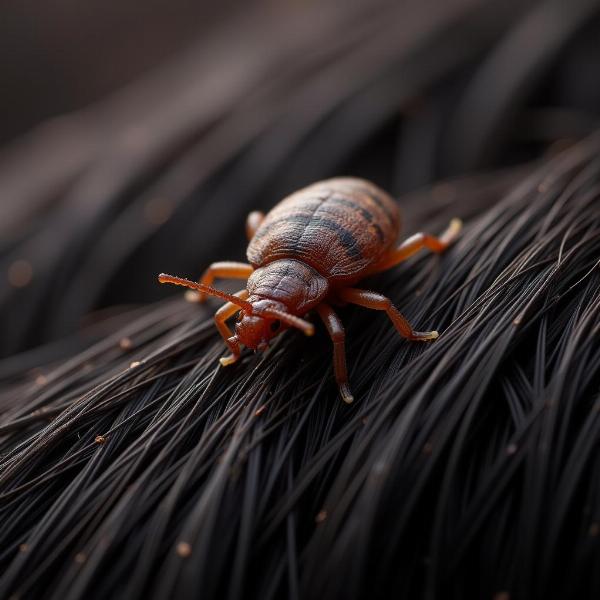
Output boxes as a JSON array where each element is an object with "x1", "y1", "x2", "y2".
[{"x1": 247, "y1": 178, "x2": 400, "y2": 280}]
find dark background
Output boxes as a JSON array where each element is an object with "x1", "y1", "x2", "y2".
[
  {"x1": 2, "y1": 0, "x2": 599, "y2": 357},
  {"x1": 0, "y1": 2, "x2": 599, "y2": 599}
]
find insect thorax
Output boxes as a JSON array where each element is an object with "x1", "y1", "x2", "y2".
[{"x1": 247, "y1": 259, "x2": 328, "y2": 315}]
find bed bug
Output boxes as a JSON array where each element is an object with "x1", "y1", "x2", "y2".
[{"x1": 159, "y1": 177, "x2": 461, "y2": 403}]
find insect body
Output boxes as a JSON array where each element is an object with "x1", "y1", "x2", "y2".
[{"x1": 159, "y1": 177, "x2": 461, "y2": 403}]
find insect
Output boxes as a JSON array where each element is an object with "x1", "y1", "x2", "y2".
[{"x1": 159, "y1": 177, "x2": 461, "y2": 403}]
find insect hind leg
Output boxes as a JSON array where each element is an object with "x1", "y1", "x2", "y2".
[
  {"x1": 373, "y1": 218, "x2": 461, "y2": 273},
  {"x1": 246, "y1": 211, "x2": 265, "y2": 240}
]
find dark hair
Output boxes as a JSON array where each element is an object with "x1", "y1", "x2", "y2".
[{"x1": 1, "y1": 3, "x2": 599, "y2": 599}]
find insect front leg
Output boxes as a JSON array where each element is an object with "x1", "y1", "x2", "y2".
[
  {"x1": 196, "y1": 262, "x2": 254, "y2": 302},
  {"x1": 337, "y1": 288, "x2": 438, "y2": 341},
  {"x1": 316, "y1": 303, "x2": 353, "y2": 403},
  {"x1": 372, "y1": 218, "x2": 462, "y2": 273},
  {"x1": 215, "y1": 290, "x2": 248, "y2": 366}
]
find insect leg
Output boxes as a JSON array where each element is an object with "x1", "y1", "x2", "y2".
[
  {"x1": 373, "y1": 218, "x2": 462, "y2": 272},
  {"x1": 215, "y1": 289, "x2": 249, "y2": 366},
  {"x1": 196, "y1": 262, "x2": 254, "y2": 302},
  {"x1": 316, "y1": 303, "x2": 353, "y2": 403},
  {"x1": 338, "y1": 288, "x2": 438, "y2": 341},
  {"x1": 246, "y1": 211, "x2": 265, "y2": 240}
]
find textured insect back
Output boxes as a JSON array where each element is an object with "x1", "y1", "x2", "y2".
[
  {"x1": 246, "y1": 260, "x2": 329, "y2": 314},
  {"x1": 246, "y1": 177, "x2": 401, "y2": 281}
]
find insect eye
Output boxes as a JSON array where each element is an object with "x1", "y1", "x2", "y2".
[{"x1": 270, "y1": 319, "x2": 281, "y2": 332}]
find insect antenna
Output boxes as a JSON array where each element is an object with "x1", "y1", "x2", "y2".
[
  {"x1": 158, "y1": 273, "x2": 253, "y2": 311},
  {"x1": 264, "y1": 308, "x2": 315, "y2": 336}
]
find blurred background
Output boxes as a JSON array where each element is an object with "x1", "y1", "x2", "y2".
[
  {"x1": 1, "y1": 0, "x2": 599, "y2": 360},
  {"x1": 1, "y1": 4, "x2": 600, "y2": 600}
]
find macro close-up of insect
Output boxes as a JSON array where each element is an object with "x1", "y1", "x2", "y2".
[
  {"x1": 3, "y1": 3, "x2": 600, "y2": 599},
  {"x1": 159, "y1": 177, "x2": 461, "y2": 402}
]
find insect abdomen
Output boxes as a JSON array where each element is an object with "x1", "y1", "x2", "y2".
[{"x1": 246, "y1": 178, "x2": 400, "y2": 280}]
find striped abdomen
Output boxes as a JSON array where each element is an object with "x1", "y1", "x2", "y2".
[{"x1": 246, "y1": 178, "x2": 400, "y2": 281}]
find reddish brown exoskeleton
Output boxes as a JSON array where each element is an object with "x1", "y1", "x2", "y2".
[{"x1": 159, "y1": 178, "x2": 461, "y2": 402}]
